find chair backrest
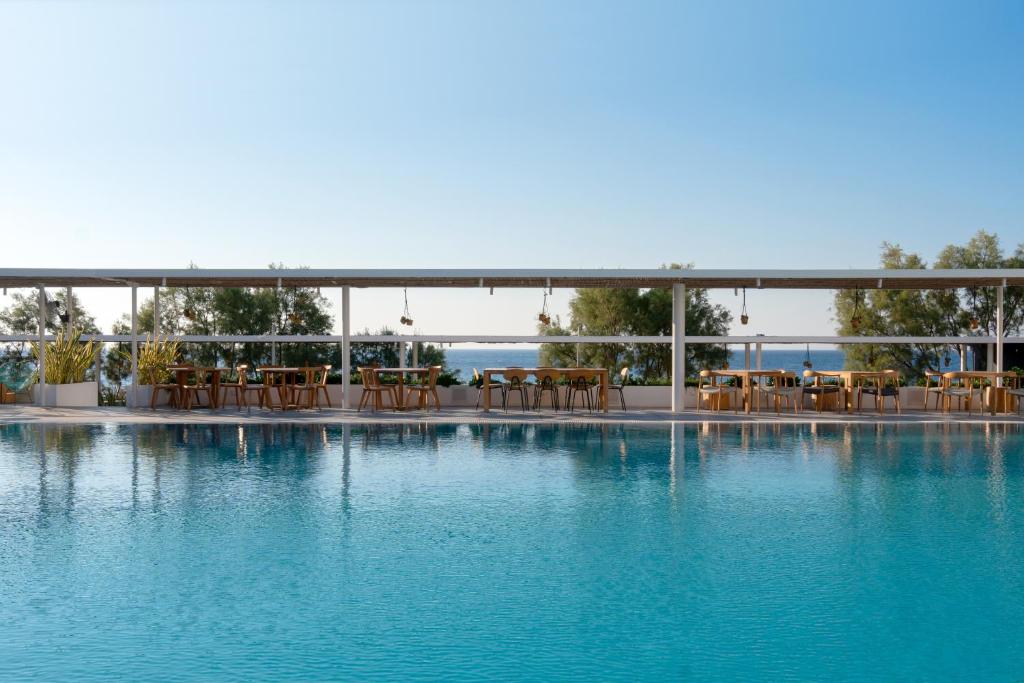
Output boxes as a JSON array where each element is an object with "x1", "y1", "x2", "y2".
[
  {"x1": 318, "y1": 365, "x2": 332, "y2": 387},
  {"x1": 617, "y1": 367, "x2": 629, "y2": 386},
  {"x1": 503, "y1": 368, "x2": 528, "y2": 386},
  {"x1": 259, "y1": 366, "x2": 282, "y2": 387},
  {"x1": 423, "y1": 365, "x2": 441, "y2": 388},
  {"x1": 535, "y1": 368, "x2": 560, "y2": 386},
  {"x1": 358, "y1": 367, "x2": 378, "y2": 387},
  {"x1": 472, "y1": 368, "x2": 481, "y2": 383}
]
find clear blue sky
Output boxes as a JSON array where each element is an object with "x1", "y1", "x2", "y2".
[{"x1": 2, "y1": 0, "x2": 1022, "y2": 339}]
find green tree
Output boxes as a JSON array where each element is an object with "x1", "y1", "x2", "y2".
[
  {"x1": 538, "y1": 264, "x2": 732, "y2": 380},
  {"x1": 834, "y1": 231, "x2": 1024, "y2": 379}
]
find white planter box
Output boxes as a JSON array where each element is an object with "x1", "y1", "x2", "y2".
[
  {"x1": 127, "y1": 385, "x2": 174, "y2": 409},
  {"x1": 31, "y1": 381, "x2": 99, "y2": 407}
]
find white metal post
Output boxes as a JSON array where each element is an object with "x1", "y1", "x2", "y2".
[
  {"x1": 744, "y1": 343, "x2": 750, "y2": 371},
  {"x1": 65, "y1": 286, "x2": 73, "y2": 335},
  {"x1": 131, "y1": 286, "x2": 138, "y2": 408},
  {"x1": 671, "y1": 284, "x2": 686, "y2": 412},
  {"x1": 153, "y1": 286, "x2": 161, "y2": 336},
  {"x1": 960, "y1": 344, "x2": 967, "y2": 371},
  {"x1": 341, "y1": 286, "x2": 351, "y2": 409},
  {"x1": 399, "y1": 341, "x2": 407, "y2": 369},
  {"x1": 996, "y1": 284, "x2": 1004, "y2": 385},
  {"x1": 756, "y1": 342, "x2": 763, "y2": 370},
  {"x1": 94, "y1": 345, "x2": 102, "y2": 403},
  {"x1": 411, "y1": 342, "x2": 419, "y2": 368},
  {"x1": 37, "y1": 286, "x2": 46, "y2": 407}
]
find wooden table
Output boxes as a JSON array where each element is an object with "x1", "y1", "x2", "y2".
[
  {"x1": 481, "y1": 368, "x2": 609, "y2": 412},
  {"x1": 942, "y1": 371, "x2": 1018, "y2": 415},
  {"x1": 711, "y1": 370, "x2": 795, "y2": 414},
  {"x1": 258, "y1": 367, "x2": 303, "y2": 410},
  {"x1": 372, "y1": 367, "x2": 431, "y2": 410},
  {"x1": 813, "y1": 370, "x2": 894, "y2": 411},
  {"x1": 167, "y1": 366, "x2": 224, "y2": 409}
]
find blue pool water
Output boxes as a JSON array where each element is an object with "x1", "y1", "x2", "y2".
[{"x1": 2, "y1": 423, "x2": 1023, "y2": 680}]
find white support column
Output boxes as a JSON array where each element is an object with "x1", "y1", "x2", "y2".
[
  {"x1": 65, "y1": 286, "x2": 73, "y2": 335},
  {"x1": 755, "y1": 342, "x2": 763, "y2": 370},
  {"x1": 341, "y1": 286, "x2": 351, "y2": 410},
  {"x1": 411, "y1": 342, "x2": 419, "y2": 368},
  {"x1": 153, "y1": 286, "x2": 161, "y2": 336},
  {"x1": 996, "y1": 284, "x2": 1005, "y2": 385},
  {"x1": 671, "y1": 284, "x2": 686, "y2": 413},
  {"x1": 131, "y1": 286, "x2": 138, "y2": 408},
  {"x1": 37, "y1": 286, "x2": 46, "y2": 407},
  {"x1": 744, "y1": 343, "x2": 750, "y2": 371},
  {"x1": 94, "y1": 345, "x2": 102, "y2": 403},
  {"x1": 960, "y1": 344, "x2": 967, "y2": 371},
  {"x1": 399, "y1": 341, "x2": 407, "y2": 369}
]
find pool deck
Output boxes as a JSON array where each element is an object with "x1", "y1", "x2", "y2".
[{"x1": 2, "y1": 405, "x2": 1022, "y2": 425}]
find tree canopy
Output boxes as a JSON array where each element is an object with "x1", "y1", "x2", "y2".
[
  {"x1": 834, "y1": 230, "x2": 1023, "y2": 379},
  {"x1": 538, "y1": 264, "x2": 731, "y2": 380}
]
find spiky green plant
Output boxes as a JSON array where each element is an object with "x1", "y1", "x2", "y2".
[
  {"x1": 30, "y1": 328, "x2": 95, "y2": 384},
  {"x1": 136, "y1": 335, "x2": 182, "y2": 384}
]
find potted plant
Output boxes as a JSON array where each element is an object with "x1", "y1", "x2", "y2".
[
  {"x1": 128, "y1": 335, "x2": 182, "y2": 408},
  {"x1": 30, "y1": 328, "x2": 98, "y2": 407}
]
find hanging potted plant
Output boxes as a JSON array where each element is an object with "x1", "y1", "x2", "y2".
[
  {"x1": 400, "y1": 288, "x2": 414, "y2": 326},
  {"x1": 537, "y1": 290, "x2": 551, "y2": 326},
  {"x1": 30, "y1": 328, "x2": 98, "y2": 407},
  {"x1": 850, "y1": 290, "x2": 863, "y2": 331}
]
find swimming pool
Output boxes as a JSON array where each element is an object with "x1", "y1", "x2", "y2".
[{"x1": 2, "y1": 423, "x2": 1023, "y2": 680}]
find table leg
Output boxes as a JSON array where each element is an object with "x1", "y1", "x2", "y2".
[
  {"x1": 600, "y1": 372, "x2": 608, "y2": 412},
  {"x1": 484, "y1": 372, "x2": 492, "y2": 411}
]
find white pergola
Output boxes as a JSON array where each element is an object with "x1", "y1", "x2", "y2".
[{"x1": 2, "y1": 267, "x2": 1021, "y2": 412}]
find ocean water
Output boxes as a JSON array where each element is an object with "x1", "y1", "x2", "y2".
[
  {"x1": 446, "y1": 348, "x2": 971, "y2": 379},
  {"x1": 2, "y1": 423, "x2": 1023, "y2": 680}
]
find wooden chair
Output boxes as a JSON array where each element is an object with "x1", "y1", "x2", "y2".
[
  {"x1": 473, "y1": 368, "x2": 506, "y2": 410},
  {"x1": 1008, "y1": 375, "x2": 1024, "y2": 416},
  {"x1": 754, "y1": 372, "x2": 800, "y2": 414},
  {"x1": 219, "y1": 364, "x2": 250, "y2": 409},
  {"x1": 148, "y1": 368, "x2": 180, "y2": 410},
  {"x1": 801, "y1": 370, "x2": 842, "y2": 413},
  {"x1": 357, "y1": 367, "x2": 397, "y2": 412},
  {"x1": 181, "y1": 367, "x2": 216, "y2": 410},
  {"x1": 606, "y1": 367, "x2": 629, "y2": 411},
  {"x1": 697, "y1": 370, "x2": 739, "y2": 413},
  {"x1": 941, "y1": 372, "x2": 982, "y2": 415},
  {"x1": 294, "y1": 365, "x2": 332, "y2": 409},
  {"x1": 532, "y1": 368, "x2": 562, "y2": 410},
  {"x1": 405, "y1": 365, "x2": 442, "y2": 411},
  {"x1": 564, "y1": 369, "x2": 597, "y2": 413},
  {"x1": 856, "y1": 371, "x2": 902, "y2": 414},
  {"x1": 502, "y1": 368, "x2": 531, "y2": 412},
  {"x1": 923, "y1": 370, "x2": 944, "y2": 411}
]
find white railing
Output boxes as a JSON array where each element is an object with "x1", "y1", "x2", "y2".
[{"x1": 1, "y1": 334, "x2": 1019, "y2": 344}]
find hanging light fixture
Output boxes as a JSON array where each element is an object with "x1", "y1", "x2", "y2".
[
  {"x1": 537, "y1": 290, "x2": 551, "y2": 326},
  {"x1": 969, "y1": 316, "x2": 980, "y2": 331},
  {"x1": 400, "y1": 288, "x2": 414, "y2": 326},
  {"x1": 803, "y1": 343, "x2": 813, "y2": 369},
  {"x1": 740, "y1": 287, "x2": 749, "y2": 325}
]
